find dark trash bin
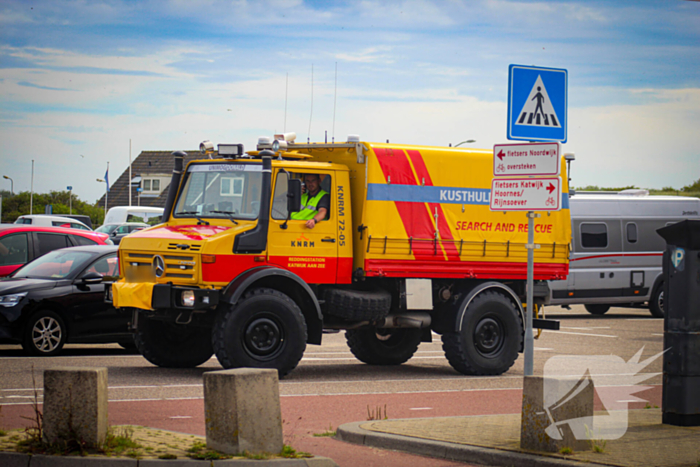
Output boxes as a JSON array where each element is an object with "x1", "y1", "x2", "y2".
[{"x1": 657, "y1": 219, "x2": 700, "y2": 426}]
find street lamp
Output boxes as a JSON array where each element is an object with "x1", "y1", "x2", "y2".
[
  {"x1": 96, "y1": 178, "x2": 108, "y2": 216},
  {"x1": 453, "y1": 139, "x2": 476, "y2": 147},
  {"x1": 67, "y1": 186, "x2": 73, "y2": 214},
  {"x1": 2, "y1": 175, "x2": 13, "y2": 195}
]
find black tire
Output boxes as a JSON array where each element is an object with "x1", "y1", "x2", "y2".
[
  {"x1": 441, "y1": 291, "x2": 522, "y2": 375},
  {"x1": 322, "y1": 288, "x2": 391, "y2": 320},
  {"x1": 213, "y1": 288, "x2": 307, "y2": 378},
  {"x1": 649, "y1": 282, "x2": 664, "y2": 318},
  {"x1": 134, "y1": 316, "x2": 213, "y2": 368},
  {"x1": 22, "y1": 310, "x2": 67, "y2": 356},
  {"x1": 345, "y1": 327, "x2": 423, "y2": 365},
  {"x1": 584, "y1": 304, "x2": 611, "y2": 315}
]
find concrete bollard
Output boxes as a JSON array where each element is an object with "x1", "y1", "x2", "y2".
[
  {"x1": 520, "y1": 375, "x2": 593, "y2": 453},
  {"x1": 203, "y1": 368, "x2": 284, "y2": 455},
  {"x1": 43, "y1": 367, "x2": 108, "y2": 446}
]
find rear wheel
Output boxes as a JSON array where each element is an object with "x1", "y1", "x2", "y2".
[
  {"x1": 213, "y1": 288, "x2": 307, "y2": 378},
  {"x1": 345, "y1": 328, "x2": 423, "y2": 365},
  {"x1": 22, "y1": 310, "x2": 67, "y2": 356},
  {"x1": 134, "y1": 316, "x2": 213, "y2": 368},
  {"x1": 442, "y1": 291, "x2": 522, "y2": 375},
  {"x1": 584, "y1": 304, "x2": 610, "y2": 315},
  {"x1": 649, "y1": 283, "x2": 664, "y2": 318}
]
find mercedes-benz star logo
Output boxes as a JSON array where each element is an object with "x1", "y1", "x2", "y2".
[{"x1": 152, "y1": 255, "x2": 165, "y2": 278}]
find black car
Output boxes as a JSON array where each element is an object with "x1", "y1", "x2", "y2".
[{"x1": 0, "y1": 245, "x2": 132, "y2": 356}]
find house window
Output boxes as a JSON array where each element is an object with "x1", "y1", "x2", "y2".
[
  {"x1": 142, "y1": 178, "x2": 161, "y2": 194},
  {"x1": 221, "y1": 177, "x2": 244, "y2": 197}
]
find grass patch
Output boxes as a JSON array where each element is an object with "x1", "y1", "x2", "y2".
[
  {"x1": 280, "y1": 444, "x2": 312, "y2": 458},
  {"x1": 559, "y1": 446, "x2": 573, "y2": 455},
  {"x1": 186, "y1": 441, "x2": 229, "y2": 460},
  {"x1": 158, "y1": 453, "x2": 177, "y2": 459},
  {"x1": 313, "y1": 424, "x2": 336, "y2": 437}
]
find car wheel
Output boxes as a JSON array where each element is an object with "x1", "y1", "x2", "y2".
[
  {"x1": 649, "y1": 283, "x2": 664, "y2": 318},
  {"x1": 584, "y1": 304, "x2": 611, "y2": 315},
  {"x1": 345, "y1": 327, "x2": 423, "y2": 365},
  {"x1": 442, "y1": 291, "x2": 522, "y2": 375},
  {"x1": 22, "y1": 310, "x2": 67, "y2": 356},
  {"x1": 213, "y1": 288, "x2": 307, "y2": 378}
]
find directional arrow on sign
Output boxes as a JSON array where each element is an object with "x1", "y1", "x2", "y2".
[
  {"x1": 547, "y1": 183, "x2": 556, "y2": 194},
  {"x1": 497, "y1": 150, "x2": 505, "y2": 161}
]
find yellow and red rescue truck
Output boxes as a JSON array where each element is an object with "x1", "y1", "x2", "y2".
[{"x1": 111, "y1": 134, "x2": 571, "y2": 377}]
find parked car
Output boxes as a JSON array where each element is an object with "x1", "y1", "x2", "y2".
[
  {"x1": 104, "y1": 206, "x2": 163, "y2": 225},
  {"x1": 95, "y1": 222, "x2": 149, "y2": 245},
  {"x1": 63, "y1": 214, "x2": 93, "y2": 229},
  {"x1": 0, "y1": 245, "x2": 132, "y2": 356},
  {"x1": 0, "y1": 225, "x2": 112, "y2": 277},
  {"x1": 15, "y1": 215, "x2": 92, "y2": 231}
]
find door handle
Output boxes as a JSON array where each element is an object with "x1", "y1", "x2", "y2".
[{"x1": 321, "y1": 238, "x2": 336, "y2": 243}]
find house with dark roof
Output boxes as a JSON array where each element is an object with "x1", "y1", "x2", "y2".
[{"x1": 98, "y1": 150, "x2": 203, "y2": 210}]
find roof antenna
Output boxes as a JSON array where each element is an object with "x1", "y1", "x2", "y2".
[
  {"x1": 284, "y1": 73, "x2": 288, "y2": 133},
  {"x1": 307, "y1": 64, "x2": 313, "y2": 143},
  {"x1": 332, "y1": 62, "x2": 337, "y2": 142}
]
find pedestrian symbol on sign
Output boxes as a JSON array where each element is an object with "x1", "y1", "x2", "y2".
[{"x1": 515, "y1": 75, "x2": 561, "y2": 128}]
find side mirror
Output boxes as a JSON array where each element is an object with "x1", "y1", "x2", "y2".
[
  {"x1": 287, "y1": 179, "x2": 302, "y2": 214},
  {"x1": 81, "y1": 272, "x2": 103, "y2": 284},
  {"x1": 111, "y1": 231, "x2": 118, "y2": 237}
]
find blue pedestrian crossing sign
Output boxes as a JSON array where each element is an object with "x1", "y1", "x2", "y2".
[{"x1": 507, "y1": 64, "x2": 567, "y2": 143}]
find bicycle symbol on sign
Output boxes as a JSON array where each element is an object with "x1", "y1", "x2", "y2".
[
  {"x1": 496, "y1": 163, "x2": 505, "y2": 173},
  {"x1": 545, "y1": 197, "x2": 555, "y2": 207}
]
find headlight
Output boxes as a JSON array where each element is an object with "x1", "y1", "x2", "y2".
[
  {"x1": 182, "y1": 290, "x2": 195, "y2": 307},
  {"x1": 0, "y1": 292, "x2": 28, "y2": 308}
]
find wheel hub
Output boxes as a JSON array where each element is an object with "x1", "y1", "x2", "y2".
[
  {"x1": 32, "y1": 317, "x2": 61, "y2": 352},
  {"x1": 244, "y1": 317, "x2": 282, "y2": 357},
  {"x1": 474, "y1": 317, "x2": 503, "y2": 356}
]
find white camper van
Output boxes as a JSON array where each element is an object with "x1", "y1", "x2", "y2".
[
  {"x1": 103, "y1": 206, "x2": 163, "y2": 226},
  {"x1": 549, "y1": 191, "x2": 700, "y2": 317}
]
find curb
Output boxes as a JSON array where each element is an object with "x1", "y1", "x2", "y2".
[
  {"x1": 0, "y1": 452, "x2": 339, "y2": 467},
  {"x1": 336, "y1": 421, "x2": 595, "y2": 467}
]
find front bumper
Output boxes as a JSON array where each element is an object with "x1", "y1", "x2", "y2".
[{"x1": 111, "y1": 280, "x2": 219, "y2": 311}]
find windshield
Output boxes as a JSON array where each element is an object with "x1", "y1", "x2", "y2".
[
  {"x1": 12, "y1": 249, "x2": 95, "y2": 279},
  {"x1": 95, "y1": 224, "x2": 119, "y2": 234},
  {"x1": 174, "y1": 162, "x2": 263, "y2": 220}
]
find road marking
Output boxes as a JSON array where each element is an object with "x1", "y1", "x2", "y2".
[
  {"x1": 561, "y1": 326, "x2": 610, "y2": 330},
  {"x1": 534, "y1": 348, "x2": 554, "y2": 351},
  {"x1": 169, "y1": 416, "x2": 193, "y2": 419},
  {"x1": 652, "y1": 333, "x2": 664, "y2": 336},
  {"x1": 553, "y1": 330, "x2": 617, "y2": 338},
  {"x1": 409, "y1": 407, "x2": 433, "y2": 411}
]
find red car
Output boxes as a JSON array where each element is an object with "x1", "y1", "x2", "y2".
[{"x1": 0, "y1": 225, "x2": 112, "y2": 277}]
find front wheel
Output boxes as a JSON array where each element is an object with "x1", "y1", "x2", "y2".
[
  {"x1": 345, "y1": 328, "x2": 423, "y2": 365},
  {"x1": 134, "y1": 316, "x2": 213, "y2": 368},
  {"x1": 213, "y1": 288, "x2": 307, "y2": 378},
  {"x1": 22, "y1": 310, "x2": 67, "y2": 356},
  {"x1": 584, "y1": 304, "x2": 611, "y2": 315},
  {"x1": 649, "y1": 283, "x2": 664, "y2": 318},
  {"x1": 442, "y1": 291, "x2": 522, "y2": 375}
]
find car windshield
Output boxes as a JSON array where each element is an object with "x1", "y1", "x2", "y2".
[
  {"x1": 12, "y1": 249, "x2": 95, "y2": 279},
  {"x1": 174, "y1": 162, "x2": 263, "y2": 221},
  {"x1": 95, "y1": 224, "x2": 119, "y2": 234}
]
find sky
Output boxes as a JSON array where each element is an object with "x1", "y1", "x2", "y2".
[{"x1": 1, "y1": 0, "x2": 699, "y2": 203}]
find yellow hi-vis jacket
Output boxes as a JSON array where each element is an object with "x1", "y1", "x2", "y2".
[{"x1": 290, "y1": 190, "x2": 328, "y2": 220}]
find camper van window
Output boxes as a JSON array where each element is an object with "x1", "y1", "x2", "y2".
[
  {"x1": 581, "y1": 223, "x2": 608, "y2": 248},
  {"x1": 626, "y1": 223, "x2": 638, "y2": 243}
]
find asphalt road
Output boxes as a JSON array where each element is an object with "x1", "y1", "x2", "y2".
[{"x1": 0, "y1": 304, "x2": 665, "y2": 466}]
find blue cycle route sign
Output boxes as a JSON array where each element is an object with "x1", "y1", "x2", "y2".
[{"x1": 507, "y1": 64, "x2": 567, "y2": 143}]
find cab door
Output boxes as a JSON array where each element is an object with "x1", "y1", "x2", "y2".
[{"x1": 267, "y1": 170, "x2": 338, "y2": 283}]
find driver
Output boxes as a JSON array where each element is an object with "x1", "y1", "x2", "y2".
[{"x1": 290, "y1": 173, "x2": 329, "y2": 229}]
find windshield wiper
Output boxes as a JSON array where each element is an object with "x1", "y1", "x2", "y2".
[
  {"x1": 209, "y1": 210, "x2": 239, "y2": 225},
  {"x1": 175, "y1": 211, "x2": 210, "y2": 226}
]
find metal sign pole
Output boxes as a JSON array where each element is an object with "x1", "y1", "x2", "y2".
[{"x1": 524, "y1": 211, "x2": 540, "y2": 376}]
